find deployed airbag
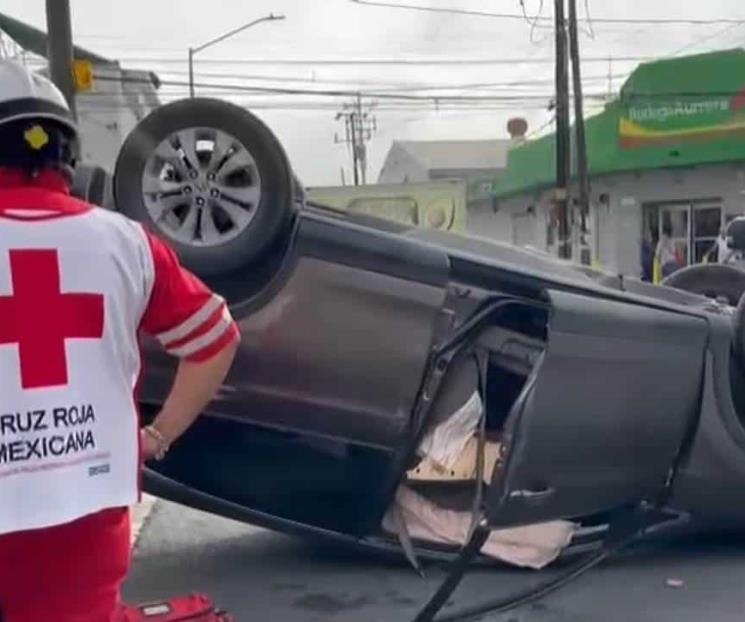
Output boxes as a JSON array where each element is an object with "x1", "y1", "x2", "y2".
[
  {"x1": 416, "y1": 390, "x2": 482, "y2": 469},
  {"x1": 383, "y1": 486, "x2": 575, "y2": 569}
]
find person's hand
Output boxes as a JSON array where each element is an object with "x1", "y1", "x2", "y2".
[{"x1": 140, "y1": 428, "x2": 160, "y2": 462}]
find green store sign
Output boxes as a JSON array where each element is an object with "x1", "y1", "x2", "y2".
[{"x1": 620, "y1": 89, "x2": 745, "y2": 147}]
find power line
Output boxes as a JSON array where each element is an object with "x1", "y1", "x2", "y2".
[
  {"x1": 519, "y1": 0, "x2": 551, "y2": 43},
  {"x1": 587, "y1": 20, "x2": 745, "y2": 92},
  {"x1": 80, "y1": 99, "x2": 555, "y2": 108},
  {"x1": 668, "y1": 20, "x2": 745, "y2": 57},
  {"x1": 95, "y1": 74, "x2": 563, "y2": 101},
  {"x1": 152, "y1": 69, "x2": 618, "y2": 90},
  {"x1": 583, "y1": 0, "x2": 596, "y2": 38},
  {"x1": 113, "y1": 55, "x2": 650, "y2": 66},
  {"x1": 93, "y1": 73, "x2": 745, "y2": 102},
  {"x1": 349, "y1": 0, "x2": 745, "y2": 25},
  {"x1": 525, "y1": 114, "x2": 556, "y2": 138},
  {"x1": 78, "y1": 102, "x2": 556, "y2": 112},
  {"x1": 87, "y1": 69, "x2": 745, "y2": 113},
  {"x1": 145, "y1": 72, "x2": 623, "y2": 97}
]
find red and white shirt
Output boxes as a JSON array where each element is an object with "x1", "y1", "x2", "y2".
[{"x1": 0, "y1": 170, "x2": 239, "y2": 535}]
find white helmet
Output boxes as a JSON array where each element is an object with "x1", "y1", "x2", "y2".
[{"x1": 0, "y1": 60, "x2": 77, "y2": 137}]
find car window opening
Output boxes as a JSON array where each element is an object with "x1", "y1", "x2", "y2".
[{"x1": 380, "y1": 314, "x2": 577, "y2": 569}]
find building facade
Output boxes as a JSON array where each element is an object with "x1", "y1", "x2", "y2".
[
  {"x1": 485, "y1": 48, "x2": 745, "y2": 279},
  {"x1": 0, "y1": 11, "x2": 161, "y2": 172},
  {"x1": 378, "y1": 139, "x2": 510, "y2": 213}
]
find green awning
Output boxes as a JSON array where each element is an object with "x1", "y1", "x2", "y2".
[{"x1": 493, "y1": 48, "x2": 745, "y2": 199}]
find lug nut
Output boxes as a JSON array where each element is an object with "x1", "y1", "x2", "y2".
[
  {"x1": 210, "y1": 188, "x2": 220, "y2": 198},
  {"x1": 196, "y1": 197, "x2": 206, "y2": 206},
  {"x1": 183, "y1": 186, "x2": 192, "y2": 194},
  {"x1": 189, "y1": 170, "x2": 198, "y2": 180}
]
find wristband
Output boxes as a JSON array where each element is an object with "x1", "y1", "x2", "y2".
[{"x1": 144, "y1": 425, "x2": 171, "y2": 461}]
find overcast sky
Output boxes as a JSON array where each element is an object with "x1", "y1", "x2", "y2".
[{"x1": 3, "y1": 0, "x2": 745, "y2": 184}]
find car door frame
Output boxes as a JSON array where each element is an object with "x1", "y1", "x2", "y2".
[{"x1": 486, "y1": 288, "x2": 709, "y2": 527}]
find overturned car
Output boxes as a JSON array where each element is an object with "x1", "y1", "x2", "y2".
[{"x1": 88, "y1": 98, "x2": 745, "y2": 619}]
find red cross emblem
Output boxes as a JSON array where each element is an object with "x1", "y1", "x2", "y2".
[{"x1": 0, "y1": 249, "x2": 105, "y2": 389}]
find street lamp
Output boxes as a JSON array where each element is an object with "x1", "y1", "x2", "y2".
[{"x1": 188, "y1": 13, "x2": 286, "y2": 97}]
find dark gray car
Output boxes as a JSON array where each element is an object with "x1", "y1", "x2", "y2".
[{"x1": 96, "y1": 98, "x2": 745, "y2": 621}]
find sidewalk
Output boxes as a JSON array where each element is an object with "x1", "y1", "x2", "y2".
[{"x1": 131, "y1": 494, "x2": 157, "y2": 547}]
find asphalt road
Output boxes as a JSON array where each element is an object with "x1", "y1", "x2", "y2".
[{"x1": 125, "y1": 500, "x2": 745, "y2": 622}]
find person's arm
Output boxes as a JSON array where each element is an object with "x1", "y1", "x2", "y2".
[
  {"x1": 141, "y1": 344, "x2": 237, "y2": 460},
  {"x1": 139, "y1": 230, "x2": 240, "y2": 461}
]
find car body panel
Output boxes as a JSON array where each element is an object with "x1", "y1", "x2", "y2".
[
  {"x1": 138, "y1": 207, "x2": 739, "y2": 552},
  {"x1": 488, "y1": 289, "x2": 708, "y2": 527},
  {"x1": 669, "y1": 313, "x2": 745, "y2": 526},
  {"x1": 404, "y1": 227, "x2": 717, "y2": 313},
  {"x1": 143, "y1": 412, "x2": 395, "y2": 535},
  {"x1": 140, "y1": 212, "x2": 450, "y2": 533}
]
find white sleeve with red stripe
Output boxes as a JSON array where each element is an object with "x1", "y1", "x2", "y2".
[{"x1": 139, "y1": 229, "x2": 239, "y2": 361}]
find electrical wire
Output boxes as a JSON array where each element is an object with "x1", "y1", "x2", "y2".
[
  {"x1": 77, "y1": 104, "x2": 557, "y2": 114},
  {"x1": 94, "y1": 74, "x2": 569, "y2": 102},
  {"x1": 109, "y1": 55, "x2": 652, "y2": 66},
  {"x1": 667, "y1": 20, "x2": 745, "y2": 57},
  {"x1": 525, "y1": 114, "x2": 556, "y2": 138},
  {"x1": 349, "y1": 0, "x2": 745, "y2": 26},
  {"x1": 93, "y1": 73, "x2": 741, "y2": 103},
  {"x1": 587, "y1": 20, "x2": 745, "y2": 92},
  {"x1": 519, "y1": 0, "x2": 550, "y2": 44},
  {"x1": 583, "y1": 0, "x2": 596, "y2": 38},
  {"x1": 145, "y1": 69, "x2": 620, "y2": 94}
]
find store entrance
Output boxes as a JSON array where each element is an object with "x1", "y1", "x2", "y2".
[{"x1": 642, "y1": 200, "x2": 722, "y2": 278}]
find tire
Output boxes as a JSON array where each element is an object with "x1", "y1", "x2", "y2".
[
  {"x1": 661, "y1": 263, "x2": 745, "y2": 306},
  {"x1": 71, "y1": 164, "x2": 108, "y2": 206},
  {"x1": 113, "y1": 98, "x2": 295, "y2": 277}
]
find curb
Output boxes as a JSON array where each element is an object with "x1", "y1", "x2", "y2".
[{"x1": 131, "y1": 494, "x2": 157, "y2": 548}]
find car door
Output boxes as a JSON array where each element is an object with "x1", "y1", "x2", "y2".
[
  {"x1": 139, "y1": 212, "x2": 451, "y2": 535},
  {"x1": 487, "y1": 289, "x2": 708, "y2": 527}
]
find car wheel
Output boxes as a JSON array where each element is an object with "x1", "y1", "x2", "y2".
[
  {"x1": 113, "y1": 98, "x2": 295, "y2": 277},
  {"x1": 71, "y1": 164, "x2": 108, "y2": 206},
  {"x1": 661, "y1": 264, "x2": 745, "y2": 306}
]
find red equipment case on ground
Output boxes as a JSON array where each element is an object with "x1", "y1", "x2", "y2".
[{"x1": 116, "y1": 594, "x2": 233, "y2": 622}]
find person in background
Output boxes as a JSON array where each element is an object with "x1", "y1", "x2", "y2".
[
  {"x1": 640, "y1": 225, "x2": 658, "y2": 282},
  {"x1": 717, "y1": 224, "x2": 735, "y2": 264},
  {"x1": 655, "y1": 221, "x2": 680, "y2": 279}
]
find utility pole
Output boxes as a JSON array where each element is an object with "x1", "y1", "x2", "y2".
[
  {"x1": 335, "y1": 95, "x2": 377, "y2": 186},
  {"x1": 568, "y1": 0, "x2": 591, "y2": 265},
  {"x1": 336, "y1": 105, "x2": 359, "y2": 185},
  {"x1": 45, "y1": 0, "x2": 77, "y2": 119},
  {"x1": 553, "y1": 0, "x2": 571, "y2": 259}
]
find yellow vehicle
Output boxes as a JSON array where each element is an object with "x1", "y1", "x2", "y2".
[{"x1": 306, "y1": 179, "x2": 467, "y2": 233}]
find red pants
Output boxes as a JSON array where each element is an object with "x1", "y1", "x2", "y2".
[{"x1": 0, "y1": 508, "x2": 131, "y2": 622}]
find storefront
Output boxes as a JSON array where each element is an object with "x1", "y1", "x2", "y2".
[
  {"x1": 474, "y1": 48, "x2": 745, "y2": 279},
  {"x1": 642, "y1": 200, "x2": 725, "y2": 265}
]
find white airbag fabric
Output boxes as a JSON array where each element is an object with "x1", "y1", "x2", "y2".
[
  {"x1": 383, "y1": 486, "x2": 576, "y2": 569},
  {"x1": 417, "y1": 391, "x2": 483, "y2": 469}
]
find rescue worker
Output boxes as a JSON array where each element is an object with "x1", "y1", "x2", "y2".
[{"x1": 0, "y1": 61, "x2": 239, "y2": 621}]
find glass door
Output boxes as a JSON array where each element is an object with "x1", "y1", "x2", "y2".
[{"x1": 692, "y1": 204, "x2": 722, "y2": 263}]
